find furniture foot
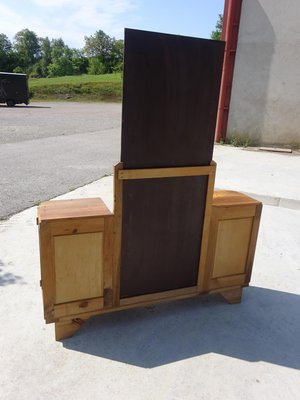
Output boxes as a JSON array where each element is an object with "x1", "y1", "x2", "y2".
[
  {"x1": 219, "y1": 286, "x2": 243, "y2": 304},
  {"x1": 55, "y1": 317, "x2": 86, "y2": 340}
]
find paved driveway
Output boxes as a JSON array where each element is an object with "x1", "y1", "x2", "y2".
[{"x1": 0, "y1": 102, "x2": 121, "y2": 218}]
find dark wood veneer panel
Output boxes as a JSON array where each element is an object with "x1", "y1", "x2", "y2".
[
  {"x1": 121, "y1": 28, "x2": 224, "y2": 168},
  {"x1": 120, "y1": 29, "x2": 224, "y2": 298},
  {"x1": 120, "y1": 176, "x2": 208, "y2": 298}
]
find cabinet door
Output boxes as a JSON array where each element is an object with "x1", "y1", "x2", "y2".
[
  {"x1": 39, "y1": 216, "x2": 113, "y2": 322},
  {"x1": 205, "y1": 203, "x2": 262, "y2": 292},
  {"x1": 54, "y1": 232, "x2": 103, "y2": 303}
]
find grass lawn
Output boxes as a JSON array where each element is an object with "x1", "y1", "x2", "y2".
[{"x1": 29, "y1": 73, "x2": 123, "y2": 102}]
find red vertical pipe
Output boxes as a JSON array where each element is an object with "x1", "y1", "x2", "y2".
[{"x1": 215, "y1": 0, "x2": 243, "y2": 142}]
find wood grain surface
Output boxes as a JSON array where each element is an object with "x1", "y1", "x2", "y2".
[
  {"x1": 121, "y1": 28, "x2": 224, "y2": 168},
  {"x1": 38, "y1": 198, "x2": 112, "y2": 223},
  {"x1": 120, "y1": 29, "x2": 224, "y2": 298},
  {"x1": 120, "y1": 176, "x2": 208, "y2": 297}
]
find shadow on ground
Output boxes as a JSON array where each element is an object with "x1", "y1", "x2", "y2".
[
  {"x1": 0, "y1": 260, "x2": 25, "y2": 286},
  {"x1": 63, "y1": 286, "x2": 300, "y2": 369},
  {"x1": 0, "y1": 105, "x2": 51, "y2": 109}
]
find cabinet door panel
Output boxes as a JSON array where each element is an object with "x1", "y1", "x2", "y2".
[
  {"x1": 205, "y1": 191, "x2": 262, "y2": 293},
  {"x1": 54, "y1": 232, "x2": 103, "y2": 303},
  {"x1": 212, "y1": 217, "x2": 253, "y2": 278}
]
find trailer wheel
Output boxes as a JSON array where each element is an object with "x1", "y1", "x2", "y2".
[{"x1": 6, "y1": 99, "x2": 15, "y2": 107}]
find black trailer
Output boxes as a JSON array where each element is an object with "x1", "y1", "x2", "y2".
[{"x1": 0, "y1": 72, "x2": 29, "y2": 106}]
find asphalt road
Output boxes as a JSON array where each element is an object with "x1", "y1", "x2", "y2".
[{"x1": 0, "y1": 102, "x2": 121, "y2": 218}]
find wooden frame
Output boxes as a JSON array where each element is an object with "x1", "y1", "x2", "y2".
[
  {"x1": 38, "y1": 169, "x2": 262, "y2": 340},
  {"x1": 113, "y1": 162, "x2": 216, "y2": 299},
  {"x1": 118, "y1": 164, "x2": 216, "y2": 180},
  {"x1": 112, "y1": 162, "x2": 123, "y2": 307}
]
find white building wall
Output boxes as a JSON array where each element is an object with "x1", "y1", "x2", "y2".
[{"x1": 227, "y1": 0, "x2": 300, "y2": 147}]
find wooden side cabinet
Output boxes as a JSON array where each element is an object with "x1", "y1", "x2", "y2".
[
  {"x1": 205, "y1": 191, "x2": 262, "y2": 302},
  {"x1": 37, "y1": 198, "x2": 114, "y2": 339}
]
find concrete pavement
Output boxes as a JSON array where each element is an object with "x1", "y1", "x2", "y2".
[
  {"x1": 0, "y1": 145, "x2": 300, "y2": 399},
  {"x1": 0, "y1": 102, "x2": 121, "y2": 218},
  {"x1": 213, "y1": 144, "x2": 300, "y2": 208}
]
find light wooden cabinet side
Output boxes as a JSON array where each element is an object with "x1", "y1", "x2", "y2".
[{"x1": 205, "y1": 191, "x2": 262, "y2": 293}]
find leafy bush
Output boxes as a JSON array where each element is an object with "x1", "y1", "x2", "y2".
[
  {"x1": 29, "y1": 74, "x2": 122, "y2": 102},
  {"x1": 87, "y1": 58, "x2": 106, "y2": 75}
]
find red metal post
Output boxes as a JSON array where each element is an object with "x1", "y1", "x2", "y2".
[{"x1": 215, "y1": 0, "x2": 243, "y2": 142}]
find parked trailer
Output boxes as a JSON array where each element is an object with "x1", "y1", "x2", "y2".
[{"x1": 0, "y1": 72, "x2": 29, "y2": 106}]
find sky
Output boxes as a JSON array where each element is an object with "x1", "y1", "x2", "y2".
[{"x1": 0, "y1": 0, "x2": 224, "y2": 48}]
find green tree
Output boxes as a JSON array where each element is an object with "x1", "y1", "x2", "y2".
[
  {"x1": 14, "y1": 29, "x2": 40, "y2": 71},
  {"x1": 87, "y1": 57, "x2": 106, "y2": 75},
  {"x1": 84, "y1": 30, "x2": 124, "y2": 74},
  {"x1": 39, "y1": 37, "x2": 52, "y2": 76},
  {"x1": 111, "y1": 39, "x2": 124, "y2": 72},
  {"x1": 70, "y1": 48, "x2": 88, "y2": 75},
  {"x1": 0, "y1": 34, "x2": 13, "y2": 71},
  {"x1": 47, "y1": 57, "x2": 73, "y2": 77},
  {"x1": 211, "y1": 14, "x2": 223, "y2": 41},
  {"x1": 47, "y1": 38, "x2": 74, "y2": 76},
  {"x1": 50, "y1": 38, "x2": 66, "y2": 59},
  {"x1": 31, "y1": 37, "x2": 52, "y2": 77},
  {"x1": 84, "y1": 30, "x2": 111, "y2": 58}
]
